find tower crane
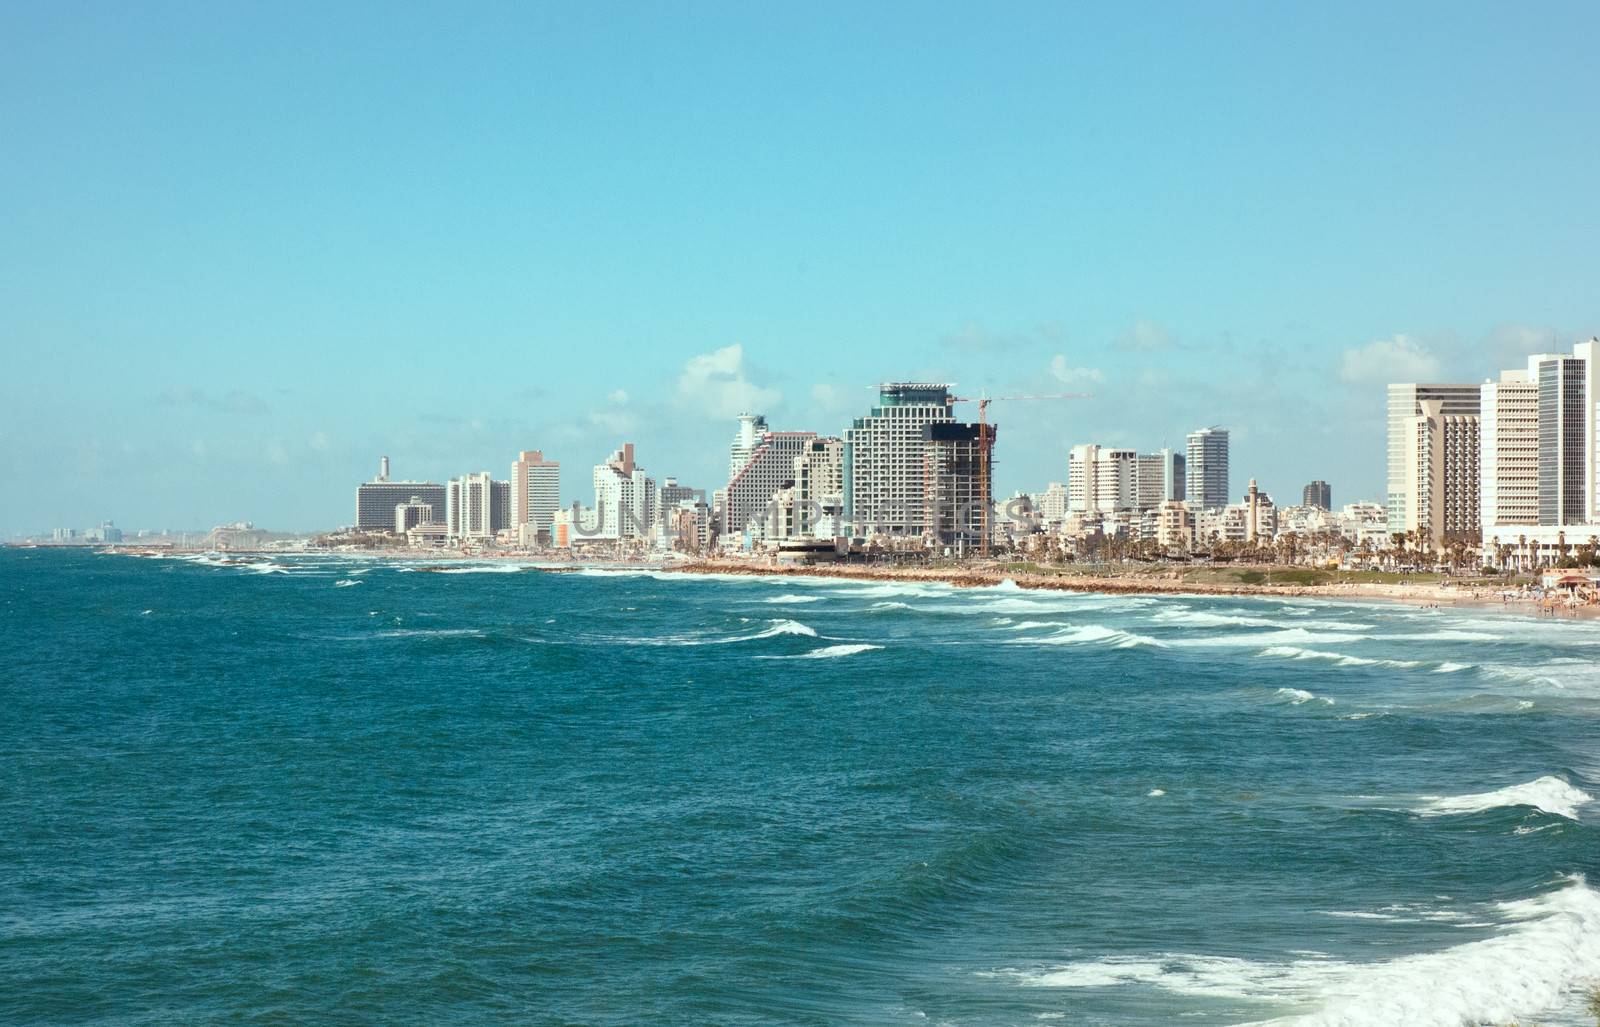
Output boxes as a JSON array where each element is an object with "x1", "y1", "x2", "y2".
[{"x1": 947, "y1": 391, "x2": 1091, "y2": 558}]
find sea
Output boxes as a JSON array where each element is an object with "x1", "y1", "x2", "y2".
[{"x1": 3, "y1": 547, "x2": 1598, "y2": 1026}]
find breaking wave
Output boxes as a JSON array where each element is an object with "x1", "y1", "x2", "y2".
[
  {"x1": 758, "y1": 643, "x2": 884, "y2": 660},
  {"x1": 1257, "y1": 646, "x2": 1422, "y2": 670},
  {"x1": 995, "y1": 877, "x2": 1600, "y2": 1027},
  {"x1": 1418, "y1": 775, "x2": 1592, "y2": 821},
  {"x1": 1007, "y1": 624, "x2": 1162, "y2": 649},
  {"x1": 762, "y1": 594, "x2": 821, "y2": 604},
  {"x1": 1273, "y1": 687, "x2": 1334, "y2": 706}
]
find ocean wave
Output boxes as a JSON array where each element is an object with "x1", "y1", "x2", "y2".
[
  {"x1": 430, "y1": 564, "x2": 527, "y2": 574},
  {"x1": 1418, "y1": 775, "x2": 1592, "y2": 820},
  {"x1": 997, "y1": 877, "x2": 1600, "y2": 1027},
  {"x1": 1256, "y1": 645, "x2": 1422, "y2": 670},
  {"x1": 762, "y1": 594, "x2": 822, "y2": 604},
  {"x1": 1007, "y1": 624, "x2": 1162, "y2": 649},
  {"x1": 1171, "y1": 628, "x2": 1369, "y2": 649},
  {"x1": 334, "y1": 579, "x2": 363, "y2": 588},
  {"x1": 870, "y1": 601, "x2": 912, "y2": 611},
  {"x1": 1273, "y1": 687, "x2": 1334, "y2": 707},
  {"x1": 832, "y1": 582, "x2": 952, "y2": 599},
  {"x1": 1380, "y1": 629, "x2": 1502, "y2": 642},
  {"x1": 757, "y1": 643, "x2": 884, "y2": 660},
  {"x1": 1007, "y1": 620, "x2": 1068, "y2": 631},
  {"x1": 374, "y1": 628, "x2": 485, "y2": 639},
  {"x1": 636, "y1": 619, "x2": 820, "y2": 646}
]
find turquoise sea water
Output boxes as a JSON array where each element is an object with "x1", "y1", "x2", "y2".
[{"x1": 3, "y1": 548, "x2": 1599, "y2": 1026}]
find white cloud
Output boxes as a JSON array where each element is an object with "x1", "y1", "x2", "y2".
[
  {"x1": 1049, "y1": 356, "x2": 1105, "y2": 387},
  {"x1": 811, "y1": 383, "x2": 844, "y2": 409},
  {"x1": 608, "y1": 389, "x2": 630, "y2": 405},
  {"x1": 1338, "y1": 334, "x2": 1439, "y2": 384},
  {"x1": 676, "y1": 344, "x2": 780, "y2": 419},
  {"x1": 308, "y1": 431, "x2": 329, "y2": 451},
  {"x1": 266, "y1": 441, "x2": 290, "y2": 465},
  {"x1": 1116, "y1": 320, "x2": 1174, "y2": 352}
]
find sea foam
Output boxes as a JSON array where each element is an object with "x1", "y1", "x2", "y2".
[
  {"x1": 1418, "y1": 775, "x2": 1592, "y2": 821},
  {"x1": 758, "y1": 643, "x2": 884, "y2": 660},
  {"x1": 1008, "y1": 624, "x2": 1162, "y2": 649},
  {"x1": 999, "y1": 877, "x2": 1600, "y2": 1027}
]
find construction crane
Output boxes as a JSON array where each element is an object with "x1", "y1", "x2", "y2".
[{"x1": 947, "y1": 391, "x2": 1091, "y2": 558}]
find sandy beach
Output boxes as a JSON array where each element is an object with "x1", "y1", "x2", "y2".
[{"x1": 662, "y1": 556, "x2": 1599, "y2": 619}]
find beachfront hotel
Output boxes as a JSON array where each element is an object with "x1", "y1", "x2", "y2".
[
  {"x1": 1476, "y1": 339, "x2": 1600, "y2": 565},
  {"x1": 355, "y1": 457, "x2": 447, "y2": 533},
  {"x1": 842, "y1": 383, "x2": 992, "y2": 544},
  {"x1": 1385, "y1": 384, "x2": 1481, "y2": 549},
  {"x1": 510, "y1": 450, "x2": 560, "y2": 545},
  {"x1": 1385, "y1": 337, "x2": 1600, "y2": 566}
]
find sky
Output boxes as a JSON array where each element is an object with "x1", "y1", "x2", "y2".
[{"x1": 3, "y1": 2, "x2": 1598, "y2": 536}]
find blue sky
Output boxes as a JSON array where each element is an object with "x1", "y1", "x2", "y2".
[{"x1": 3, "y1": 2, "x2": 1598, "y2": 535}]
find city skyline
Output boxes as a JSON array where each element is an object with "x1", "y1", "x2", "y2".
[{"x1": 6, "y1": 4, "x2": 1600, "y2": 536}]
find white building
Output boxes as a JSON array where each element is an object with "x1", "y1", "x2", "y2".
[
  {"x1": 446, "y1": 473, "x2": 509, "y2": 542},
  {"x1": 1186, "y1": 427, "x2": 1230, "y2": 510},
  {"x1": 793, "y1": 437, "x2": 845, "y2": 539},
  {"x1": 729, "y1": 414, "x2": 769, "y2": 480},
  {"x1": 722, "y1": 425, "x2": 817, "y2": 546},
  {"x1": 586, "y1": 444, "x2": 655, "y2": 542},
  {"x1": 1033, "y1": 482, "x2": 1069, "y2": 531},
  {"x1": 1385, "y1": 384, "x2": 1480, "y2": 550},
  {"x1": 844, "y1": 383, "x2": 962, "y2": 538},
  {"x1": 1069, "y1": 445, "x2": 1181, "y2": 514},
  {"x1": 394, "y1": 496, "x2": 436, "y2": 534}
]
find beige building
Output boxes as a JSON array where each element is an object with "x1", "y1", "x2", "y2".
[
  {"x1": 1386, "y1": 384, "x2": 1481, "y2": 550},
  {"x1": 510, "y1": 449, "x2": 560, "y2": 544}
]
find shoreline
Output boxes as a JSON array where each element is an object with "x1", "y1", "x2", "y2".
[
  {"x1": 661, "y1": 558, "x2": 1600, "y2": 620},
  {"x1": 48, "y1": 544, "x2": 1600, "y2": 620}
]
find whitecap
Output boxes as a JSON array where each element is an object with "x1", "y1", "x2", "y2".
[
  {"x1": 758, "y1": 643, "x2": 884, "y2": 660},
  {"x1": 1418, "y1": 775, "x2": 1592, "y2": 820},
  {"x1": 1273, "y1": 687, "x2": 1334, "y2": 707},
  {"x1": 763, "y1": 594, "x2": 821, "y2": 604},
  {"x1": 1007, "y1": 624, "x2": 1162, "y2": 649},
  {"x1": 334, "y1": 579, "x2": 363, "y2": 588},
  {"x1": 430, "y1": 564, "x2": 526, "y2": 574},
  {"x1": 995, "y1": 877, "x2": 1600, "y2": 1027}
]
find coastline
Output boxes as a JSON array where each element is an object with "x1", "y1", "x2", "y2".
[
  {"x1": 78, "y1": 544, "x2": 1598, "y2": 620},
  {"x1": 661, "y1": 557, "x2": 1600, "y2": 619}
]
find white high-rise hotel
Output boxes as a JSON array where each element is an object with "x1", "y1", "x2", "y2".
[{"x1": 1390, "y1": 336, "x2": 1600, "y2": 564}]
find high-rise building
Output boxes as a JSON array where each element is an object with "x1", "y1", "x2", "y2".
[
  {"x1": 844, "y1": 383, "x2": 975, "y2": 537},
  {"x1": 922, "y1": 421, "x2": 992, "y2": 548},
  {"x1": 793, "y1": 437, "x2": 845, "y2": 538},
  {"x1": 356, "y1": 457, "x2": 446, "y2": 532},
  {"x1": 446, "y1": 472, "x2": 508, "y2": 542},
  {"x1": 510, "y1": 450, "x2": 560, "y2": 542},
  {"x1": 1071, "y1": 445, "x2": 1182, "y2": 513},
  {"x1": 1302, "y1": 480, "x2": 1332, "y2": 510},
  {"x1": 1386, "y1": 385, "x2": 1479, "y2": 538},
  {"x1": 1537, "y1": 355, "x2": 1589, "y2": 526},
  {"x1": 1136, "y1": 450, "x2": 1185, "y2": 509},
  {"x1": 1481, "y1": 366, "x2": 1543, "y2": 531},
  {"x1": 729, "y1": 414, "x2": 770, "y2": 481},
  {"x1": 589, "y1": 444, "x2": 656, "y2": 541},
  {"x1": 723, "y1": 428, "x2": 817, "y2": 542},
  {"x1": 1390, "y1": 394, "x2": 1479, "y2": 550},
  {"x1": 1185, "y1": 428, "x2": 1230, "y2": 510}
]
